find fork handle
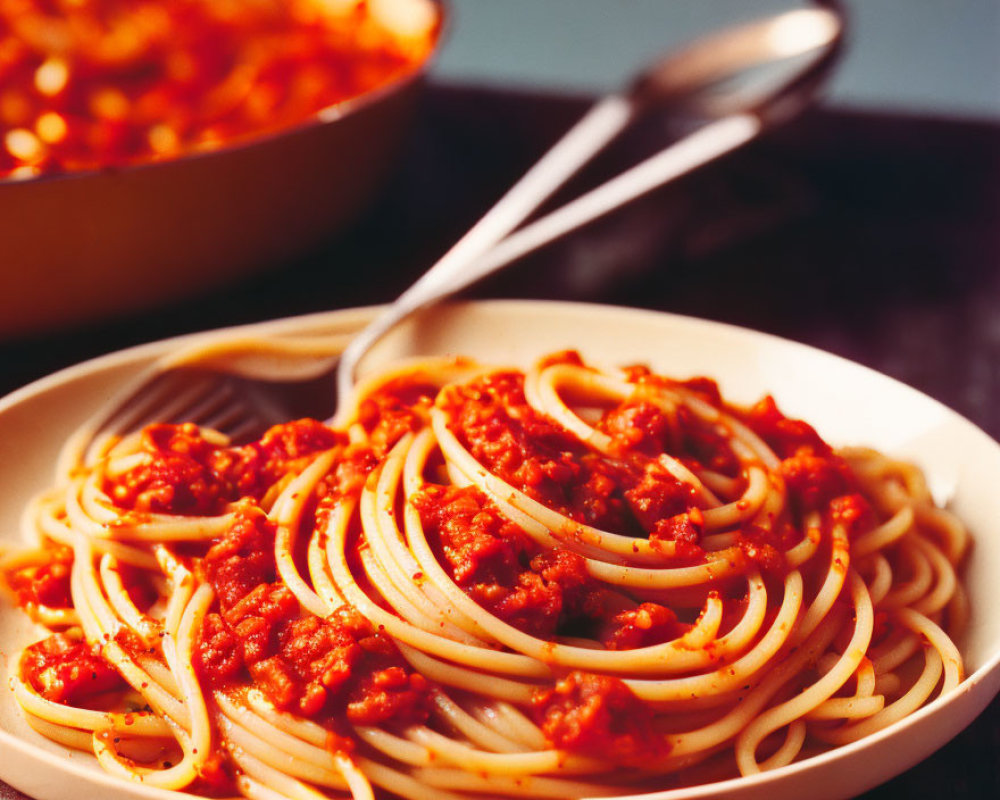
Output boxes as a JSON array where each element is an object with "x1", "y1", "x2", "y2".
[
  {"x1": 335, "y1": 109, "x2": 759, "y2": 402},
  {"x1": 336, "y1": 93, "x2": 636, "y2": 390}
]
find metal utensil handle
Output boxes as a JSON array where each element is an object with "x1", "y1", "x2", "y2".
[
  {"x1": 335, "y1": 4, "x2": 845, "y2": 401},
  {"x1": 335, "y1": 93, "x2": 636, "y2": 393},
  {"x1": 335, "y1": 112, "x2": 759, "y2": 401}
]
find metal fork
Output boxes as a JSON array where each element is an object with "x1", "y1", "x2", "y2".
[{"x1": 74, "y1": 5, "x2": 844, "y2": 461}]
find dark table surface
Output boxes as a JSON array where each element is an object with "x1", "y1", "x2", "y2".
[{"x1": 1, "y1": 84, "x2": 998, "y2": 798}]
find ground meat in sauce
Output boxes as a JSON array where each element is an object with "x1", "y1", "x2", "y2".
[
  {"x1": 228, "y1": 419, "x2": 344, "y2": 499},
  {"x1": 414, "y1": 483, "x2": 684, "y2": 647},
  {"x1": 736, "y1": 519, "x2": 797, "y2": 575},
  {"x1": 441, "y1": 372, "x2": 629, "y2": 528},
  {"x1": 4, "y1": 547, "x2": 73, "y2": 609},
  {"x1": 196, "y1": 612, "x2": 244, "y2": 685},
  {"x1": 107, "y1": 420, "x2": 343, "y2": 515},
  {"x1": 109, "y1": 423, "x2": 230, "y2": 514},
  {"x1": 623, "y1": 461, "x2": 700, "y2": 531},
  {"x1": 599, "y1": 602, "x2": 684, "y2": 651},
  {"x1": 239, "y1": 606, "x2": 428, "y2": 725},
  {"x1": 324, "y1": 444, "x2": 381, "y2": 501},
  {"x1": 202, "y1": 505, "x2": 278, "y2": 609},
  {"x1": 413, "y1": 482, "x2": 567, "y2": 638},
  {"x1": 742, "y1": 395, "x2": 830, "y2": 460},
  {"x1": 441, "y1": 373, "x2": 707, "y2": 537},
  {"x1": 676, "y1": 408, "x2": 742, "y2": 476},
  {"x1": 738, "y1": 395, "x2": 875, "y2": 548},
  {"x1": 599, "y1": 400, "x2": 738, "y2": 475},
  {"x1": 779, "y1": 449, "x2": 858, "y2": 515},
  {"x1": 357, "y1": 379, "x2": 438, "y2": 455},
  {"x1": 649, "y1": 508, "x2": 706, "y2": 560},
  {"x1": 412, "y1": 482, "x2": 532, "y2": 586},
  {"x1": 21, "y1": 633, "x2": 126, "y2": 704},
  {"x1": 532, "y1": 671, "x2": 669, "y2": 764},
  {"x1": 95, "y1": 417, "x2": 425, "y2": 727},
  {"x1": 600, "y1": 400, "x2": 675, "y2": 458},
  {"x1": 492, "y1": 549, "x2": 596, "y2": 640},
  {"x1": 195, "y1": 508, "x2": 426, "y2": 726}
]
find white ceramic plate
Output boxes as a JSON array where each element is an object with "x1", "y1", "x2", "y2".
[{"x1": 1, "y1": 300, "x2": 998, "y2": 800}]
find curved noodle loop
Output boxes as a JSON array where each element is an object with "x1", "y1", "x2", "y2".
[{"x1": 0, "y1": 351, "x2": 969, "y2": 799}]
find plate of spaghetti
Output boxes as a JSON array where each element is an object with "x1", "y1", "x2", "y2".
[{"x1": 0, "y1": 300, "x2": 998, "y2": 800}]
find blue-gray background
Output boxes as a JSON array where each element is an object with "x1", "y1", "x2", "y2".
[{"x1": 430, "y1": 0, "x2": 1000, "y2": 120}]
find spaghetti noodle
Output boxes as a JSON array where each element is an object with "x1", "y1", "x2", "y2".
[{"x1": 1, "y1": 350, "x2": 969, "y2": 798}]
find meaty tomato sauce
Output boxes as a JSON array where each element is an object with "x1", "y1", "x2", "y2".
[
  {"x1": 740, "y1": 395, "x2": 875, "y2": 536},
  {"x1": 194, "y1": 506, "x2": 428, "y2": 727},
  {"x1": 5, "y1": 547, "x2": 73, "y2": 610},
  {"x1": 107, "y1": 420, "x2": 344, "y2": 514},
  {"x1": 7, "y1": 367, "x2": 881, "y2": 769},
  {"x1": 78, "y1": 418, "x2": 427, "y2": 732},
  {"x1": 532, "y1": 671, "x2": 670, "y2": 765},
  {"x1": 438, "y1": 371, "x2": 705, "y2": 538},
  {"x1": 437, "y1": 367, "x2": 877, "y2": 580},
  {"x1": 413, "y1": 483, "x2": 685, "y2": 648},
  {"x1": 21, "y1": 633, "x2": 127, "y2": 704}
]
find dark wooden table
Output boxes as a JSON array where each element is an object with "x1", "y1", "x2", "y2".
[{"x1": 1, "y1": 84, "x2": 998, "y2": 798}]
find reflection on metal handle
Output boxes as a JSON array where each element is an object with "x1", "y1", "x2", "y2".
[
  {"x1": 334, "y1": 2, "x2": 845, "y2": 404},
  {"x1": 335, "y1": 112, "x2": 760, "y2": 403},
  {"x1": 335, "y1": 93, "x2": 636, "y2": 398}
]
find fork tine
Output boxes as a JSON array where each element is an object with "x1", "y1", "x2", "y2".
[
  {"x1": 197, "y1": 381, "x2": 271, "y2": 441},
  {"x1": 118, "y1": 373, "x2": 276, "y2": 445},
  {"x1": 171, "y1": 377, "x2": 237, "y2": 427},
  {"x1": 77, "y1": 372, "x2": 214, "y2": 467},
  {"x1": 238, "y1": 379, "x2": 303, "y2": 427},
  {"x1": 59, "y1": 335, "x2": 347, "y2": 476},
  {"x1": 101, "y1": 371, "x2": 211, "y2": 436},
  {"x1": 86, "y1": 372, "x2": 228, "y2": 455}
]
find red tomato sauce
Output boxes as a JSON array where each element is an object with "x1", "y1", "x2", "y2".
[
  {"x1": 357, "y1": 377, "x2": 438, "y2": 455},
  {"x1": 414, "y1": 483, "x2": 685, "y2": 648},
  {"x1": 740, "y1": 395, "x2": 873, "y2": 533},
  {"x1": 4, "y1": 546, "x2": 73, "y2": 609},
  {"x1": 779, "y1": 449, "x2": 857, "y2": 515},
  {"x1": 600, "y1": 398, "x2": 739, "y2": 476},
  {"x1": 741, "y1": 395, "x2": 831, "y2": 459},
  {"x1": 21, "y1": 632, "x2": 127, "y2": 704},
  {"x1": 0, "y1": 0, "x2": 441, "y2": 178},
  {"x1": 532, "y1": 671, "x2": 669, "y2": 765},
  {"x1": 649, "y1": 507, "x2": 706, "y2": 560},
  {"x1": 194, "y1": 506, "x2": 427, "y2": 727},
  {"x1": 106, "y1": 420, "x2": 343, "y2": 514},
  {"x1": 440, "y1": 372, "x2": 703, "y2": 538},
  {"x1": 15, "y1": 367, "x2": 884, "y2": 773}
]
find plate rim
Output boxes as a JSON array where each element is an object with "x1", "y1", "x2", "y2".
[{"x1": 1, "y1": 298, "x2": 998, "y2": 800}]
